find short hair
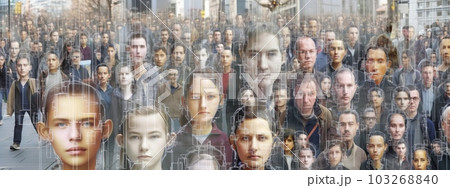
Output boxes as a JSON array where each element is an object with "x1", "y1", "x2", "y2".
[
  {"x1": 121, "y1": 106, "x2": 171, "y2": 135},
  {"x1": 419, "y1": 60, "x2": 433, "y2": 72},
  {"x1": 387, "y1": 111, "x2": 407, "y2": 129},
  {"x1": 332, "y1": 67, "x2": 356, "y2": 86},
  {"x1": 272, "y1": 79, "x2": 289, "y2": 97},
  {"x1": 367, "y1": 131, "x2": 387, "y2": 144},
  {"x1": 393, "y1": 86, "x2": 410, "y2": 100},
  {"x1": 43, "y1": 81, "x2": 104, "y2": 122},
  {"x1": 128, "y1": 33, "x2": 148, "y2": 46},
  {"x1": 171, "y1": 43, "x2": 186, "y2": 54},
  {"x1": 153, "y1": 45, "x2": 167, "y2": 55},
  {"x1": 231, "y1": 105, "x2": 274, "y2": 135},
  {"x1": 346, "y1": 25, "x2": 358, "y2": 32},
  {"x1": 96, "y1": 63, "x2": 110, "y2": 74},
  {"x1": 368, "y1": 87, "x2": 385, "y2": 100},
  {"x1": 46, "y1": 50, "x2": 60, "y2": 60},
  {"x1": 339, "y1": 110, "x2": 360, "y2": 124},
  {"x1": 326, "y1": 140, "x2": 346, "y2": 157},
  {"x1": 242, "y1": 23, "x2": 280, "y2": 52},
  {"x1": 16, "y1": 52, "x2": 31, "y2": 64},
  {"x1": 160, "y1": 28, "x2": 169, "y2": 34},
  {"x1": 365, "y1": 45, "x2": 389, "y2": 61}
]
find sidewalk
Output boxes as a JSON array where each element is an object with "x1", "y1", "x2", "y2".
[{"x1": 0, "y1": 104, "x2": 57, "y2": 170}]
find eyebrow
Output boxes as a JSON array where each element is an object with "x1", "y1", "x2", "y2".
[
  {"x1": 127, "y1": 131, "x2": 162, "y2": 135},
  {"x1": 52, "y1": 117, "x2": 95, "y2": 122}
]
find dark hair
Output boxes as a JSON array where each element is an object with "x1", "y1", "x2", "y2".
[
  {"x1": 339, "y1": 110, "x2": 360, "y2": 123},
  {"x1": 386, "y1": 111, "x2": 408, "y2": 132},
  {"x1": 128, "y1": 33, "x2": 148, "y2": 46},
  {"x1": 367, "y1": 131, "x2": 387, "y2": 144},
  {"x1": 242, "y1": 23, "x2": 280, "y2": 52},
  {"x1": 96, "y1": 63, "x2": 110, "y2": 74},
  {"x1": 153, "y1": 45, "x2": 167, "y2": 55},
  {"x1": 231, "y1": 105, "x2": 274, "y2": 135},
  {"x1": 171, "y1": 43, "x2": 186, "y2": 54},
  {"x1": 368, "y1": 87, "x2": 385, "y2": 99}
]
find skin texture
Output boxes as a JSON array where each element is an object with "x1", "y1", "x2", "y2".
[
  {"x1": 153, "y1": 49, "x2": 167, "y2": 68},
  {"x1": 339, "y1": 113, "x2": 359, "y2": 143},
  {"x1": 395, "y1": 91, "x2": 410, "y2": 111},
  {"x1": 129, "y1": 38, "x2": 147, "y2": 65},
  {"x1": 295, "y1": 80, "x2": 317, "y2": 116},
  {"x1": 299, "y1": 149, "x2": 314, "y2": 169},
  {"x1": 441, "y1": 39, "x2": 450, "y2": 64},
  {"x1": 186, "y1": 77, "x2": 222, "y2": 125},
  {"x1": 97, "y1": 66, "x2": 111, "y2": 86},
  {"x1": 388, "y1": 114, "x2": 406, "y2": 140},
  {"x1": 37, "y1": 95, "x2": 112, "y2": 170},
  {"x1": 328, "y1": 145, "x2": 343, "y2": 167},
  {"x1": 329, "y1": 40, "x2": 347, "y2": 64},
  {"x1": 231, "y1": 118, "x2": 273, "y2": 170},
  {"x1": 47, "y1": 54, "x2": 60, "y2": 73},
  {"x1": 296, "y1": 38, "x2": 317, "y2": 73},
  {"x1": 172, "y1": 46, "x2": 185, "y2": 65},
  {"x1": 366, "y1": 48, "x2": 390, "y2": 85},
  {"x1": 367, "y1": 135, "x2": 387, "y2": 162},
  {"x1": 274, "y1": 89, "x2": 288, "y2": 109},
  {"x1": 333, "y1": 72, "x2": 357, "y2": 107},
  {"x1": 421, "y1": 66, "x2": 433, "y2": 88},
  {"x1": 413, "y1": 150, "x2": 428, "y2": 170}
]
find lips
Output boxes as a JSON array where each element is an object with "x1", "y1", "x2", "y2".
[
  {"x1": 248, "y1": 155, "x2": 261, "y2": 160},
  {"x1": 66, "y1": 147, "x2": 87, "y2": 155},
  {"x1": 137, "y1": 155, "x2": 152, "y2": 160}
]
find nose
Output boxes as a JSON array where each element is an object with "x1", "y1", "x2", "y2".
[
  {"x1": 140, "y1": 137, "x2": 149, "y2": 152},
  {"x1": 200, "y1": 95, "x2": 207, "y2": 109},
  {"x1": 69, "y1": 124, "x2": 82, "y2": 141},
  {"x1": 249, "y1": 137, "x2": 258, "y2": 152},
  {"x1": 258, "y1": 54, "x2": 269, "y2": 72}
]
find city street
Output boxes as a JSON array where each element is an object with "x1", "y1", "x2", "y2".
[{"x1": 0, "y1": 103, "x2": 57, "y2": 170}]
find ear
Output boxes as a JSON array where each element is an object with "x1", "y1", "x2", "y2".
[
  {"x1": 166, "y1": 132, "x2": 177, "y2": 146},
  {"x1": 116, "y1": 134, "x2": 124, "y2": 147},
  {"x1": 102, "y1": 119, "x2": 113, "y2": 139},
  {"x1": 219, "y1": 94, "x2": 224, "y2": 107},
  {"x1": 37, "y1": 122, "x2": 50, "y2": 140},
  {"x1": 229, "y1": 135, "x2": 236, "y2": 150},
  {"x1": 387, "y1": 59, "x2": 392, "y2": 68}
]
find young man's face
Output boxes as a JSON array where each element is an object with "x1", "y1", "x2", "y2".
[
  {"x1": 432, "y1": 143, "x2": 441, "y2": 154},
  {"x1": 339, "y1": 113, "x2": 359, "y2": 142},
  {"x1": 130, "y1": 38, "x2": 147, "y2": 64},
  {"x1": 47, "y1": 54, "x2": 60, "y2": 72},
  {"x1": 71, "y1": 52, "x2": 81, "y2": 66},
  {"x1": 244, "y1": 33, "x2": 283, "y2": 98},
  {"x1": 220, "y1": 50, "x2": 233, "y2": 68},
  {"x1": 363, "y1": 111, "x2": 376, "y2": 128},
  {"x1": 194, "y1": 48, "x2": 208, "y2": 68},
  {"x1": 394, "y1": 91, "x2": 410, "y2": 111},
  {"x1": 421, "y1": 66, "x2": 433, "y2": 87},
  {"x1": 107, "y1": 47, "x2": 116, "y2": 58},
  {"x1": 366, "y1": 48, "x2": 389, "y2": 84},
  {"x1": 388, "y1": 114, "x2": 406, "y2": 140},
  {"x1": 123, "y1": 114, "x2": 168, "y2": 169},
  {"x1": 172, "y1": 46, "x2": 185, "y2": 65},
  {"x1": 167, "y1": 69, "x2": 178, "y2": 85},
  {"x1": 97, "y1": 66, "x2": 111, "y2": 85},
  {"x1": 16, "y1": 58, "x2": 31, "y2": 78},
  {"x1": 395, "y1": 143, "x2": 407, "y2": 158},
  {"x1": 233, "y1": 118, "x2": 273, "y2": 170},
  {"x1": 347, "y1": 27, "x2": 359, "y2": 44},
  {"x1": 329, "y1": 40, "x2": 347, "y2": 64},
  {"x1": 299, "y1": 149, "x2": 314, "y2": 169},
  {"x1": 408, "y1": 90, "x2": 420, "y2": 114},
  {"x1": 119, "y1": 67, "x2": 133, "y2": 87},
  {"x1": 43, "y1": 95, "x2": 110, "y2": 170},
  {"x1": 367, "y1": 135, "x2": 387, "y2": 161},
  {"x1": 153, "y1": 49, "x2": 167, "y2": 68},
  {"x1": 160, "y1": 31, "x2": 169, "y2": 42},
  {"x1": 186, "y1": 77, "x2": 221, "y2": 124},
  {"x1": 213, "y1": 31, "x2": 221, "y2": 43},
  {"x1": 10, "y1": 42, "x2": 20, "y2": 58},
  {"x1": 51, "y1": 32, "x2": 59, "y2": 42},
  {"x1": 334, "y1": 72, "x2": 357, "y2": 106},
  {"x1": 225, "y1": 30, "x2": 233, "y2": 42},
  {"x1": 102, "y1": 33, "x2": 109, "y2": 44}
]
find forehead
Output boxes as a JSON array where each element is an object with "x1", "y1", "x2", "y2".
[
  {"x1": 155, "y1": 49, "x2": 166, "y2": 54},
  {"x1": 97, "y1": 66, "x2": 109, "y2": 72},
  {"x1": 298, "y1": 39, "x2": 315, "y2": 49},
  {"x1": 348, "y1": 27, "x2": 358, "y2": 32},
  {"x1": 248, "y1": 33, "x2": 280, "y2": 49},
  {"x1": 339, "y1": 113, "x2": 356, "y2": 122},
  {"x1": 365, "y1": 111, "x2": 376, "y2": 116},
  {"x1": 368, "y1": 49, "x2": 386, "y2": 59},
  {"x1": 49, "y1": 95, "x2": 99, "y2": 119},
  {"x1": 298, "y1": 80, "x2": 317, "y2": 91},
  {"x1": 191, "y1": 77, "x2": 219, "y2": 93},
  {"x1": 414, "y1": 150, "x2": 427, "y2": 157},
  {"x1": 300, "y1": 149, "x2": 313, "y2": 155},
  {"x1": 396, "y1": 91, "x2": 408, "y2": 97},
  {"x1": 441, "y1": 39, "x2": 450, "y2": 47},
  {"x1": 336, "y1": 72, "x2": 354, "y2": 83},
  {"x1": 238, "y1": 118, "x2": 271, "y2": 133},
  {"x1": 330, "y1": 40, "x2": 345, "y2": 47},
  {"x1": 390, "y1": 114, "x2": 404, "y2": 123},
  {"x1": 369, "y1": 135, "x2": 385, "y2": 144},
  {"x1": 131, "y1": 38, "x2": 146, "y2": 45}
]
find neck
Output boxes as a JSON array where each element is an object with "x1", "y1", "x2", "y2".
[
  {"x1": 120, "y1": 85, "x2": 133, "y2": 99},
  {"x1": 81, "y1": 43, "x2": 86, "y2": 48},
  {"x1": 100, "y1": 83, "x2": 108, "y2": 91},
  {"x1": 407, "y1": 110, "x2": 417, "y2": 119},
  {"x1": 277, "y1": 105, "x2": 286, "y2": 113},
  {"x1": 20, "y1": 76, "x2": 29, "y2": 82},
  {"x1": 349, "y1": 41, "x2": 356, "y2": 48},
  {"x1": 346, "y1": 141, "x2": 354, "y2": 150},
  {"x1": 338, "y1": 103, "x2": 351, "y2": 111},
  {"x1": 170, "y1": 82, "x2": 178, "y2": 88},
  {"x1": 49, "y1": 69, "x2": 58, "y2": 73},
  {"x1": 133, "y1": 162, "x2": 162, "y2": 170},
  {"x1": 223, "y1": 65, "x2": 231, "y2": 73},
  {"x1": 331, "y1": 62, "x2": 342, "y2": 70},
  {"x1": 191, "y1": 122, "x2": 213, "y2": 135},
  {"x1": 373, "y1": 159, "x2": 382, "y2": 170},
  {"x1": 63, "y1": 162, "x2": 94, "y2": 170},
  {"x1": 374, "y1": 79, "x2": 382, "y2": 86}
]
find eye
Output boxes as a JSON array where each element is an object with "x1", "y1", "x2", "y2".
[
  {"x1": 82, "y1": 121, "x2": 93, "y2": 127},
  {"x1": 207, "y1": 95, "x2": 216, "y2": 99},
  {"x1": 56, "y1": 123, "x2": 67, "y2": 128},
  {"x1": 240, "y1": 136, "x2": 249, "y2": 141},
  {"x1": 191, "y1": 95, "x2": 200, "y2": 100},
  {"x1": 150, "y1": 135, "x2": 161, "y2": 139},
  {"x1": 258, "y1": 136, "x2": 267, "y2": 141},
  {"x1": 129, "y1": 135, "x2": 140, "y2": 140},
  {"x1": 268, "y1": 51, "x2": 278, "y2": 57}
]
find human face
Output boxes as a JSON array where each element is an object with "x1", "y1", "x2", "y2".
[
  {"x1": 442, "y1": 110, "x2": 450, "y2": 139},
  {"x1": 182, "y1": 33, "x2": 191, "y2": 44},
  {"x1": 363, "y1": 112, "x2": 376, "y2": 129},
  {"x1": 233, "y1": 118, "x2": 273, "y2": 170},
  {"x1": 20, "y1": 31, "x2": 27, "y2": 41},
  {"x1": 389, "y1": 114, "x2": 406, "y2": 140},
  {"x1": 413, "y1": 150, "x2": 428, "y2": 170},
  {"x1": 297, "y1": 133, "x2": 308, "y2": 148},
  {"x1": 347, "y1": 27, "x2": 359, "y2": 45},
  {"x1": 402, "y1": 28, "x2": 409, "y2": 39},
  {"x1": 367, "y1": 135, "x2": 387, "y2": 161},
  {"x1": 295, "y1": 81, "x2": 317, "y2": 116},
  {"x1": 153, "y1": 50, "x2": 167, "y2": 68},
  {"x1": 421, "y1": 66, "x2": 433, "y2": 87},
  {"x1": 172, "y1": 24, "x2": 181, "y2": 39},
  {"x1": 283, "y1": 136, "x2": 294, "y2": 152},
  {"x1": 432, "y1": 143, "x2": 441, "y2": 154},
  {"x1": 366, "y1": 49, "x2": 389, "y2": 85},
  {"x1": 97, "y1": 66, "x2": 110, "y2": 85},
  {"x1": 130, "y1": 38, "x2": 147, "y2": 64},
  {"x1": 187, "y1": 77, "x2": 221, "y2": 124},
  {"x1": 107, "y1": 47, "x2": 116, "y2": 58},
  {"x1": 71, "y1": 52, "x2": 81, "y2": 66},
  {"x1": 440, "y1": 39, "x2": 450, "y2": 64},
  {"x1": 408, "y1": 27, "x2": 415, "y2": 40},
  {"x1": 299, "y1": 149, "x2": 314, "y2": 169},
  {"x1": 240, "y1": 90, "x2": 256, "y2": 106},
  {"x1": 216, "y1": 44, "x2": 224, "y2": 54},
  {"x1": 296, "y1": 38, "x2": 317, "y2": 73},
  {"x1": 9, "y1": 42, "x2": 20, "y2": 58},
  {"x1": 395, "y1": 91, "x2": 410, "y2": 111},
  {"x1": 244, "y1": 33, "x2": 282, "y2": 97},
  {"x1": 167, "y1": 69, "x2": 178, "y2": 85},
  {"x1": 172, "y1": 46, "x2": 185, "y2": 65},
  {"x1": 0, "y1": 56, "x2": 5, "y2": 67},
  {"x1": 225, "y1": 30, "x2": 233, "y2": 43},
  {"x1": 401, "y1": 53, "x2": 410, "y2": 68},
  {"x1": 446, "y1": 83, "x2": 450, "y2": 96},
  {"x1": 47, "y1": 54, "x2": 60, "y2": 73},
  {"x1": 274, "y1": 89, "x2": 288, "y2": 109},
  {"x1": 395, "y1": 143, "x2": 406, "y2": 159},
  {"x1": 80, "y1": 35, "x2": 88, "y2": 46},
  {"x1": 329, "y1": 40, "x2": 347, "y2": 64},
  {"x1": 161, "y1": 31, "x2": 169, "y2": 42},
  {"x1": 119, "y1": 67, "x2": 133, "y2": 87},
  {"x1": 280, "y1": 28, "x2": 291, "y2": 48},
  {"x1": 309, "y1": 20, "x2": 318, "y2": 35},
  {"x1": 125, "y1": 114, "x2": 168, "y2": 170},
  {"x1": 339, "y1": 113, "x2": 359, "y2": 142},
  {"x1": 328, "y1": 145, "x2": 343, "y2": 167},
  {"x1": 51, "y1": 32, "x2": 59, "y2": 43},
  {"x1": 324, "y1": 32, "x2": 336, "y2": 50},
  {"x1": 220, "y1": 50, "x2": 233, "y2": 68},
  {"x1": 334, "y1": 72, "x2": 357, "y2": 106},
  {"x1": 102, "y1": 33, "x2": 109, "y2": 44},
  {"x1": 292, "y1": 58, "x2": 301, "y2": 71},
  {"x1": 46, "y1": 95, "x2": 105, "y2": 170},
  {"x1": 16, "y1": 58, "x2": 31, "y2": 78},
  {"x1": 194, "y1": 48, "x2": 208, "y2": 68},
  {"x1": 213, "y1": 31, "x2": 221, "y2": 43}
]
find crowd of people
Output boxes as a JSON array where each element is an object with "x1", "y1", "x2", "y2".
[{"x1": 0, "y1": 7, "x2": 450, "y2": 170}]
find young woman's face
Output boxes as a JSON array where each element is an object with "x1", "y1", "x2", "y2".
[
  {"x1": 119, "y1": 67, "x2": 133, "y2": 87},
  {"x1": 234, "y1": 118, "x2": 273, "y2": 170},
  {"x1": 328, "y1": 145, "x2": 342, "y2": 167},
  {"x1": 413, "y1": 150, "x2": 428, "y2": 170},
  {"x1": 240, "y1": 89, "x2": 256, "y2": 106},
  {"x1": 125, "y1": 114, "x2": 168, "y2": 170},
  {"x1": 395, "y1": 91, "x2": 410, "y2": 111},
  {"x1": 187, "y1": 76, "x2": 221, "y2": 124},
  {"x1": 47, "y1": 54, "x2": 60, "y2": 72},
  {"x1": 395, "y1": 143, "x2": 407, "y2": 158},
  {"x1": 296, "y1": 133, "x2": 308, "y2": 148},
  {"x1": 320, "y1": 78, "x2": 331, "y2": 93},
  {"x1": 283, "y1": 136, "x2": 294, "y2": 152}
]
